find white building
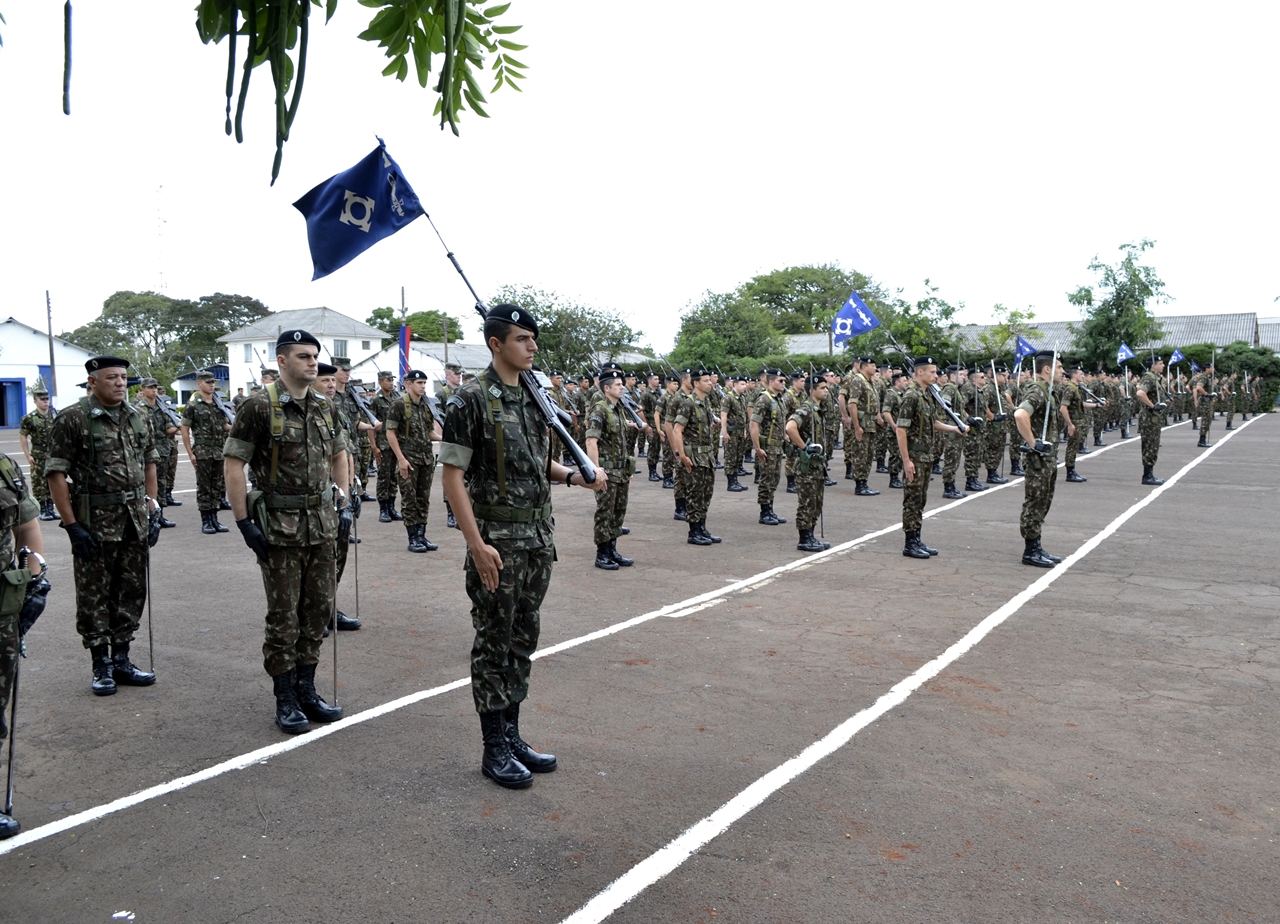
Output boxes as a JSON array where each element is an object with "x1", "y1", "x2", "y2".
[
  {"x1": 216, "y1": 307, "x2": 390, "y2": 392},
  {"x1": 0, "y1": 316, "x2": 97, "y2": 423}
]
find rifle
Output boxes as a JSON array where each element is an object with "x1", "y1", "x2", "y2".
[
  {"x1": 186, "y1": 356, "x2": 235, "y2": 424},
  {"x1": 989, "y1": 359, "x2": 1008, "y2": 422},
  {"x1": 428, "y1": 233, "x2": 598, "y2": 482},
  {"x1": 155, "y1": 394, "x2": 183, "y2": 429},
  {"x1": 882, "y1": 336, "x2": 969, "y2": 434},
  {"x1": 252, "y1": 346, "x2": 274, "y2": 383},
  {"x1": 321, "y1": 346, "x2": 381, "y2": 429},
  {"x1": 1079, "y1": 383, "x2": 1109, "y2": 407}
]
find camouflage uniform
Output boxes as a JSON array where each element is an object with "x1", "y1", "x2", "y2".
[
  {"x1": 1016, "y1": 379, "x2": 1060, "y2": 541},
  {"x1": 548, "y1": 383, "x2": 573, "y2": 466},
  {"x1": 18, "y1": 407, "x2": 56, "y2": 505},
  {"x1": 439, "y1": 365, "x2": 555, "y2": 715},
  {"x1": 722, "y1": 389, "x2": 748, "y2": 476},
  {"x1": 1060, "y1": 381, "x2": 1088, "y2": 468},
  {"x1": 819, "y1": 388, "x2": 839, "y2": 462},
  {"x1": 627, "y1": 384, "x2": 646, "y2": 458},
  {"x1": 331, "y1": 404, "x2": 356, "y2": 583},
  {"x1": 671, "y1": 387, "x2": 694, "y2": 501},
  {"x1": 1191, "y1": 373, "x2": 1214, "y2": 438},
  {"x1": 1137, "y1": 371, "x2": 1165, "y2": 468},
  {"x1": 223, "y1": 388, "x2": 341, "y2": 677},
  {"x1": 938, "y1": 380, "x2": 963, "y2": 484},
  {"x1": 872, "y1": 376, "x2": 890, "y2": 468},
  {"x1": 46, "y1": 397, "x2": 159, "y2": 649},
  {"x1": 182, "y1": 396, "x2": 229, "y2": 512},
  {"x1": 983, "y1": 380, "x2": 1008, "y2": 470},
  {"x1": 896, "y1": 382, "x2": 941, "y2": 533},
  {"x1": 781, "y1": 385, "x2": 803, "y2": 479},
  {"x1": 0, "y1": 454, "x2": 40, "y2": 729},
  {"x1": 674, "y1": 391, "x2": 717, "y2": 524},
  {"x1": 333, "y1": 386, "x2": 373, "y2": 486},
  {"x1": 385, "y1": 392, "x2": 438, "y2": 529},
  {"x1": 959, "y1": 380, "x2": 987, "y2": 480},
  {"x1": 752, "y1": 390, "x2": 787, "y2": 506},
  {"x1": 135, "y1": 396, "x2": 178, "y2": 500},
  {"x1": 788, "y1": 398, "x2": 825, "y2": 533},
  {"x1": 586, "y1": 397, "x2": 632, "y2": 545},
  {"x1": 369, "y1": 386, "x2": 401, "y2": 506},
  {"x1": 881, "y1": 386, "x2": 904, "y2": 478},
  {"x1": 642, "y1": 385, "x2": 663, "y2": 473},
  {"x1": 842, "y1": 372, "x2": 879, "y2": 480}
]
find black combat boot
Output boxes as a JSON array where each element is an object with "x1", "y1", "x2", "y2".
[
  {"x1": 273, "y1": 668, "x2": 310, "y2": 734},
  {"x1": 648, "y1": 464, "x2": 661, "y2": 482},
  {"x1": 796, "y1": 529, "x2": 828, "y2": 552},
  {"x1": 673, "y1": 498, "x2": 687, "y2": 521},
  {"x1": 917, "y1": 532, "x2": 939, "y2": 556},
  {"x1": 334, "y1": 610, "x2": 362, "y2": 630},
  {"x1": 595, "y1": 543, "x2": 620, "y2": 570},
  {"x1": 504, "y1": 702, "x2": 557, "y2": 773},
  {"x1": 824, "y1": 472, "x2": 837, "y2": 486},
  {"x1": 736, "y1": 464, "x2": 749, "y2": 476},
  {"x1": 1022, "y1": 537, "x2": 1055, "y2": 568},
  {"x1": 687, "y1": 522, "x2": 713, "y2": 546},
  {"x1": 786, "y1": 475, "x2": 797, "y2": 494},
  {"x1": 662, "y1": 474, "x2": 675, "y2": 489},
  {"x1": 768, "y1": 505, "x2": 787, "y2": 524},
  {"x1": 219, "y1": 497, "x2": 233, "y2": 510},
  {"x1": 753, "y1": 468, "x2": 760, "y2": 484},
  {"x1": 1077, "y1": 444, "x2": 1091, "y2": 455},
  {"x1": 0, "y1": 812, "x2": 19, "y2": 840},
  {"x1": 942, "y1": 482, "x2": 965, "y2": 500},
  {"x1": 697, "y1": 520, "x2": 722, "y2": 543},
  {"x1": 876, "y1": 460, "x2": 889, "y2": 474},
  {"x1": 359, "y1": 489, "x2": 376, "y2": 502},
  {"x1": 932, "y1": 460, "x2": 943, "y2": 475},
  {"x1": 38, "y1": 501, "x2": 58, "y2": 521},
  {"x1": 293, "y1": 663, "x2": 343, "y2": 723},
  {"x1": 844, "y1": 462, "x2": 854, "y2": 480},
  {"x1": 986, "y1": 468, "x2": 1008, "y2": 484},
  {"x1": 407, "y1": 523, "x2": 428, "y2": 553},
  {"x1": 854, "y1": 480, "x2": 879, "y2": 496},
  {"x1": 1141, "y1": 465, "x2": 1165, "y2": 486},
  {"x1": 90, "y1": 644, "x2": 117, "y2": 696},
  {"x1": 156, "y1": 504, "x2": 176, "y2": 528},
  {"x1": 1066, "y1": 467, "x2": 1086, "y2": 483},
  {"x1": 1192, "y1": 420, "x2": 1199, "y2": 430},
  {"x1": 200, "y1": 510, "x2": 217, "y2": 534},
  {"x1": 420, "y1": 526, "x2": 438, "y2": 552},
  {"x1": 391, "y1": 502, "x2": 406, "y2": 522},
  {"x1": 1037, "y1": 540, "x2": 1063, "y2": 564},
  {"x1": 1093, "y1": 436, "x2": 1106, "y2": 447},
  {"x1": 442, "y1": 502, "x2": 453, "y2": 527},
  {"x1": 164, "y1": 491, "x2": 182, "y2": 506},
  {"x1": 888, "y1": 472, "x2": 903, "y2": 489},
  {"x1": 759, "y1": 504, "x2": 781, "y2": 526},
  {"x1": 964, "y1": 476, "x2": 988, "y2": 493},
  {"x1": 378, "y1": 500, "x2": 392, "y2": 523},
  {"x1": 112, "y1": 643, "x2": 156, "y2": 686},
  {"x1": 480, "y1": 710, "x2": 533, "y2": 788},
  {"x1": 210, "y1": 512, "x2": 229, "y2": 533},
  {"x1": 902, "y1": 530, "x2": 930, "y2": 559},
  {"x1": 607, "y1": 540, "x2": 634, "y2": 567},
  {"x1": 1009, "y1": 459, "x2": 1025, "y2": 476},
  {"x1": 1197, "y1": 436, "x2": 1211, "y2": 447},
  {"x1": 727, "y1": 474, "x2": 748, "y2": 492}
]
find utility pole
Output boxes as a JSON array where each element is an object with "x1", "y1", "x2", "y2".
[
  {"x1": 442, "y1": 315, "x2": 449, "y2": 365},
  {"x1": 45, "y1": 291, "x2": 58, "y2": 398}
]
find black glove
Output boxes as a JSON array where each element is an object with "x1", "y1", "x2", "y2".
[
  {"x1": 992, "y1": 413, "x2": 1008, "y2": 423},
  {"x1": 19, "y1": 575, "x2": 50, "y2": 636},
  {"x1": 336, "y1": 505, "x2": 353, "y2": 546},
  {"x1": 966, "y1": 416, "x2": 984, "y2": 430},
  {"x1": 236, "y1": 517, "x2": 270, "y2": 563},
  {"x1": 1033, "y1": 439, "x2": 1051, "y2": 456},
  {"x1": 1152, "y1": 402, "x2": 1168, "y2": 413},
  {"x1": 61, "y1": 521, "x2": 98, "y2": 560},
  {"x1": 147, "y1": 506, "x2": 162, "y2": 548},
  {"x1": 349, "y1": 490, "x2": 362, "y2": 520},
  {"x1": 804, "y1": 443, "x2": 824, "y2": 456}
]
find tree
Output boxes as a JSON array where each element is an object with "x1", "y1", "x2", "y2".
[
  {"x1": 841, "y1": 279, "x2": 961, "y2": 363},
  {"x1": 975, "y1": 304, "x2": 1042, "y2": 360},
  {"x1": 670, "y1": 290, "x2": 784, "y2": 368},
  {"x1": 1068, "y1": 240, "x2": 1168, "y2": 371},
  {"x1": 490, "y1": 284, "x2": 644, "y2": 375},
  {"x1": 365, "y1": 306, "x2": 461, "y2": 342},
  {"x1": 741, "y1": 264, "x2": 857, "y2": 337}
]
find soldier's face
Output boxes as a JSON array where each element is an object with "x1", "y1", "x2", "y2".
[
  {"x1": 492, "y1": 328, "x2": 538, "y2": 371},
  {"x1": 812, "y1": 382, "x2": 830, "y2": 402},
  {"x1": 768, "y1": 376, "x2": 785, "y2": 394},
  {"x1": 90, "y1": 367, "x2": 129, "y2": 405},
  {"x1": 604, "y1": 379, "x2": 625, "y2": 400},
  {"x1": 380, "y1": 377, "x2": 394, "y2": 393},
  {"x1": 141, "y1": 386, "x2": 157, "y2": 400},
  {"x1": 317, "y1": 375, "x2": 337, "y2": 399},
  {"x1": 279, "y1": 346, "x2": 319, "y2": 384},
  {"x1": 693, "y1": 375, "x2": 711, "y2": 397},
  {"x1": 915, "y1": 365, "x2": 938, "y2": 386},
  {"x1": 36, "y1": 394, "x2": 51, "y2": 408},
  {"x1": 198, "y1": 379, "x2": 215, "y2": 396},
  {"x1": 407, "y1": 379, "x2": 427, "y2": 398},
  {"x1": 446, "y1": 371, "x2": 461, "y2": 386}
]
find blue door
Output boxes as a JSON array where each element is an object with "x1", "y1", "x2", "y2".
[{"x1": 0, "y1": 379, "x2": 25, "y2": 428}]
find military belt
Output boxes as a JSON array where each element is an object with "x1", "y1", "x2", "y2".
[
  {"x1": 472, "y1": 501, "x2": 552, "y2": 524},
  {"x1": 84, "y1": 485, "x2": 147, "y2": 506},
  {"x1": 908, "y1": 439, "x2": 932, "y2": 455},
  {"x1": 263, "y1": 492, "x2": 325, "y2": 510}
]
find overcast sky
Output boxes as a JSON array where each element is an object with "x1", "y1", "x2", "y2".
[{"x1": 1, "y1": 2, "x2": 1276, "y2": 351}]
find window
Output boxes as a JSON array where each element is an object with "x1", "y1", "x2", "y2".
[
  {"x1": 333, "y1": 339, "x2": 348, "y2": 358},
  {"x1": 244, "y1": 343, "x2": 253, "y2": 362},
  {"x1": 361, "y1": 340, "x2": 371, "y2": 351}
]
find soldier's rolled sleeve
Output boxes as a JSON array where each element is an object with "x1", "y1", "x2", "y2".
[
  {"x1": 437, "y1": 442, "x2": 472, "y2": 469},
  {"x1": 223, "y1": 437, "x2": 255, "y2": 461},
  {"x1": 18, "y1": 492, "x2": 39, "y2": 524},
  {"x1": 43, "y1": 456, "x2": 73, "y2": 474}
]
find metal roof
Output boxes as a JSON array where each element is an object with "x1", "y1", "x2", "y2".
[
  {"x1": 1259, "y1": 322, "x2": 1280, "y2": 353},
  {"x1": 950, "y1": 321, "x2": 1077, "y2": 356},
  {"x1": 785, "y1": 333, "x2": 835, "y2": 354},
  {"x1": 1142, "y1": 313, "x2": 1258, "y2": 349},
  {"x1": 217, "y1": 307, "x2": 390, "y2": 342}
]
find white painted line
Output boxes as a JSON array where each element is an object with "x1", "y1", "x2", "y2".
[
  {"x1": 0, "y1": 416, "x2": 1224, "y2": 858},
  {"x1": 555, "y1": 415, "x2": 1257, "y2": 924}
]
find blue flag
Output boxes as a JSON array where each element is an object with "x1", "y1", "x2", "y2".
[
  {"x1": 831, "y1": 291, "x2": 880, "y2": 346},
  {"x1": 1169, "y1": 348, "x2": 1185, "y2": 364},
  {"x1": 1190, "y1": 360, "x2": 1200, "y2": 373},
  {"x1": 1116, "y1": 342, "x2": 1136, "y2": 363},
  {"x1": 294, "y1": 138, "x2": 424, "y2": 280},
  {"x1": 1014, "y1": 335, "x2": 1038, "y2": 361}
]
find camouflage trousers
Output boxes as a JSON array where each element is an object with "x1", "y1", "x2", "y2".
[
  {"x1": 886, "y1": 433, "x2": 903, "y2": 476},
  {"x1": 902, "y1": 453, "x2": 932, "y2": 532},
  {"x1": 358, "y1": 436, "x2": 373, "y2": 486},
  {"x1": 1064, "y1": 420, "x2": 1087, "y2": 467},
  {"x1": 673, "y1": 456, "x2": 687, "y2": 500},
  {"x1": 374, "y1": 443, "x2": 399, "y2": 504},
  {"x1": 466, "y1": 542, "x2": 553, "y2": 714},
  {"x1": 74, "y1": 534, "x2": 148, "y2": 649},
  {"x1": 845, "y1": 427, "x2": 876, "y2": 479},
  {"x1": 259, "y1": 542, "x2": 335, "y2": 676},
  {"x1": 756, "y1": 446, "x2": 783, "y2": 505},
  {"x1": 795, "y1": 455, "x2": 826, "y2": 532},
  {"x1": 874, "y1": 426, "x2": 890, "y2": 466},
  {"x1": 27, "y1": 450, "x2": 50, "y2": 503},
  {"x1": 941, "y1": 432, "x2": 963, "y2": 482},
  {"x1": 963, "y1": 427, "x2": 984, "y2": 478},
  {"x1": 985, "y1": 419, "x2": 1007, "y2": 470},
  {"x1": 684, "y1": 462, "x2": 716, "y2": 522},
  {"x1": 0, "y1": 613, "x2": 16, "y2": 737},
  {"x1": 1093, "y1": 410, "x2": 1106, "y2": 441},
  {"x1": 647, "y1": 432, "x2": 662, "y2": 472},
  {"x1": 724, "y1": 431, "x2": 746, "y2": 475},
  {"x1": 398, "y1": 456, "x2": 435, "y2": 528},
  {"x1": 1019, "y1": 452, "x2": 1058, "y2": 540},
  {"x1": 594, "y1": 474, "x2": 630, "y2": 544},
  {"x1": 1197, "y1": 402, "x2": 1212, "y2": 437},
  {"x1": 1138, "y1": 411, "x2": 1162, "y2": 467},
  {"x1": 165, "y1": 442, "x2": 178, "y2": 496},
  {"x1": 661, "y1": 436, "x2": 675, "y2": 479},
  {"x1": 195, "y1": 455, "x2": 226, "y2": 512},
  {"x1": 824, "y1": 424, "x2": 839, "y2": 462},
  {"x1": 785, "y1": 443, "x2": 798, "y2": 477}
]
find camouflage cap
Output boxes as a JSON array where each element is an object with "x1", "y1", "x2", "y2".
[
  {"x1": 196, "y1": 369, "x2": 217, "y2": 382},
  {"x1": 139, "y1": 376, "x2": 159, "y2": 387},
  {"x1": 377, "y1": 370, "x2": 396, "y2": 380}
]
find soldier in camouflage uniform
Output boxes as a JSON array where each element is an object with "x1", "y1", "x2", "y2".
[
  {"x1": 134, "y1": 378, "x2": 179, "y2": 529},
  {"x1": 881, "y1": 372, "x2": 907, "y2": 489},
  {"x1": 224, "y1": 330, "x2": 348, "y2": 735},
  {"x1": 959, "y1": 368, "x2": 991, "y2": 494},
  {"x1": 333, "y1": 360, "x2": 376, "y2": 500},
  {"x1": 181, "y1": 370, "x2": 233, "y2": 534},
  {"x1": 872, "y1": 365, "x2": 891, "y2": 473},
  {"x1": 671, "y1": 370, "x2": 722, "y2": 546},
  {"x1": 370, "y1": 370, "x2": 404, "y2": 522},
  {"x1": 46, "y1": 356, "x2": 161, "y2": 695},
  {"x1": 1060, "y1": 367, "x2": 1099, "y2": 483},
  {"x1": 641, "y1": 372, "x2": 664, "y2": 481},
  {"x1": 669, "y1": 372, "x2": 695, "y2": 518},
  {"x1": 18, "y1": 385, "x2": 58, "y2": 520},
  {"x1": 627, "y1": 372, "x2": 646, "y2": 459},
  {"x1": 1192, "y1": 361, "x2": 1216, "y2": 446},
  {"x1": 386, "y1": 370, "x2": 442, "y2": 554},
  {"x1": 781, "y1": 371, "x2": 805, "y2": 493},
  {"x1": 818, "y1": 369, "x2": 840, "y2": 485},
  {"x1": 840, "y1": 357, "x2": 880, "y2": 495},
  {"x1": 786, "y1": 375, "x2": 832, "y2": 553},
  {"x1": 751, "y1": 370, "x2": 789, "y2": 526},
  {"x1": 938, "y1": 366, "x2": 966, "y2": 499},
  {"x1": 547, "y1": 370, "x2": 572, "y2": 471},
  {"x1": 1135, "y1": 355, "x2": 1168, "y2": 486},
  {"x1": 154, "y1": 385, "x2": 183, "y2": 503},
  {"x1": 315, "y1": 365, "x2": 362, "y2": 632},
  {"x1": 440, "y1": 304, "x2": 605, "y2": 789},
  {"x1": 1014, "y1": 352, "x2": 1063, "y2": 568},
  {"x1": 721, "y1": 376, "x2": 750, "y2": 492},
  {"x1": 896, "y1": 357, "x2": 962, "y2": 558},
  {"x1": 586, "y1": 367, "x2": 636, "y2": 569},
  {"x1": 0, "y1": 448, "x2": 49, "y2": 840},
  {"x1": 982, "y1": 364, "x2": 1012, "y2": 483}
]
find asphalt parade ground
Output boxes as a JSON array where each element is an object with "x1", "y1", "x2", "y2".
[{"x1": 1, "y1": 415, "x2": 1276, "y2": 923}]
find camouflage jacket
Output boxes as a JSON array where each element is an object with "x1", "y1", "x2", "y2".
[
  {"x1": 1060, "y1": 382, "x2": 1086, "y2": 423},
  {"x1": 751, "y1": 390, "x2": 786, "y2": 448},
  {"x1": 722, "y1": 391, "x2": 748, "y2": 434},
  {"x1": 640, "y1": 386, "x2": 661, "y2": 426},
  {"x1": 18, "y1": 408, "x2": 57, "y2": 454},
  {"x1": 135, "y1": 397, "x2": 177, "y2": 446},
  {"x1": 370, "y1": 389, "x2": 400, "y2": 450},
  {"x1": 960, "y1": 381, "x2": 988, "y2": 420},
  {"x1": 223, "y1": 388, "x2": 341, "y2": 546},
  {"x1": 1018, "y1": 378, "x2": 1062, "y2": 448},
  {"x1": 183, "y1": 396, "x2": 230, "y2": 460},
  {"x1": 46, "y1": 397, "x2": 159, "y2": 542},
  {"x1": 788, "y1": 397, "x2": 821, "y2": 446},
  {"x1": 438, "y1": 365, "x2": 554, "y2": 551},
  {"x1": 1137, "y1": 372, "x2": 1164, "y2": 412},
  {"x1": 673, "y1": 393, "x2": 717, "y2": 466},
  {"x1": 0, "y1": 453, "x2": 39, "y2": 569},
  {"x1": 585, "y1": 398, "x2": 631, "y2": 480},
  {"x1": 385, "y1": 393, "x2": 438, "y2": 463},
  {"x1": 895, "y1": 383, "x2": 943, "y2": 461},
  {"x1": 333, "y1": 388, "x2": 368, "y2": 445}
]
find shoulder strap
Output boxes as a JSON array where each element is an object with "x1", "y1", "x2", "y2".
[
  {"x1": 266, "y1": 383, "x2": 285, "y2": 488},
  {"x1": 402, "y1": 392, "x2": 412, "y2": 423},
  {"x1": 79, "y1": 396, "x2": 107, "y2": 479},
  {"x1": 0, "y1": 455, "x2": 22, "y2": 493},
  {"x1": 488, "y1": 393, "x2": 507, "y2": 501}
]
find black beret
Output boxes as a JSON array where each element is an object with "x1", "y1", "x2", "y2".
[
  {"x1": 913, "y1": 356, "x2": 938, "y2": 367},
  {"x1": 316, "y1": 363, "x2": 338, "y2": 376},
  {"x1": 789, "y1": 370, "x2": 806, "y2": 380},
  {"x1": 599, "y1": 368, "x2": 625, "y2": 384},
  {"x1": 276, "y1": 329, "x2": 321, "y2": 351},
  {"x1": 994, "y1": 364, "x2": 1008, "y2": 373},
  {"x1": 945, "y1": 364, "x2": 960, "y2": 373},
  {"x1": 807, "y1": 374, "x2": 826, "y2": 390},
  {"x1": 762, "y1": 368, "x2": 783, "y2": 378},
  {"x1": 486, "y1": 303, "x2": 539, "y2": 337},
  {"x1": 404, "y1": 370, "x2": 427, "y2": 381},
  {"x1": 687, "y1": 368, "x2": 711, "y2": 378},
  {"x1": 548, "y1": 369, "x2": 563, "y2": 377},
  {"x1": 86, "y1": 355, "x2": 131, "y2": 373},
  {"x1": 1033, "y1": 350, "x2": 1056, "y2": 359}
]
